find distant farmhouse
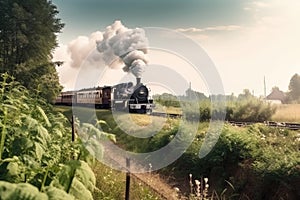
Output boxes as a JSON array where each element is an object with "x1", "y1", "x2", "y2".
[{"x1": 266, "y1": 87, "x2": 286, "y2": 104}]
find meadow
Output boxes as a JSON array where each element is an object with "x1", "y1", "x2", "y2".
[{"x1": 271, "y1": 104, "x2": 300, "y2": 122}]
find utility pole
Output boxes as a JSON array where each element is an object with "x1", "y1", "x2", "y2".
[{"x1": 264, "y1": 76, "x2": 267, "y2": 98}]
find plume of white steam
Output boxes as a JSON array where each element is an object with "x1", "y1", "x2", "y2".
[
  {"x1": 53, "y1": 21, "x2": 148, "y2": 90},
  {"x1": 96, "y1": 20, "x2": 149, "y2": 79}
]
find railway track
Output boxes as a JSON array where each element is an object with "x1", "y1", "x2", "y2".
[
  {"x1": 151, "y1": 112, "x2": 300, "y2": 130},
  {"x1": 151, "y1": 112, "x2": 182, "y2": 118},
  {"x1": 228, "y1": 121, "x2": 300, "y2": 130}
]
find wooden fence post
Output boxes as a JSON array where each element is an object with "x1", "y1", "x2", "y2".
[
  {"x1": 71, "y1": 115, "x2": 75, "y2": 142},
  {"x1": 125, "y1": 157, "x2": 131, "y2": 200}
]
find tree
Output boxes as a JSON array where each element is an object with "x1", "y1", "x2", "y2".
[
  {"x1": 237, "y1": 89, "x2": 254, "y2": 101},
  {"x1": 0, "y1": 0, "x2": 64, "y2": 102},
  {"x1": 185, "y1": 88, "x2": 207, "y2": 101},
  {"x1": 288, "y1": 73, "x2": 300, "y2": 103}
]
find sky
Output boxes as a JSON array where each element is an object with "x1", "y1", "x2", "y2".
[{"x1": 52, "y1": 0, "x2": 300, "y2": 96}]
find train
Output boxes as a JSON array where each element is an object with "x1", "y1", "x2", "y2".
[{"x1": 55, "y1": 78, "x2": 154, "y2": 114}]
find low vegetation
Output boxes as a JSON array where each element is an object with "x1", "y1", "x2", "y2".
[
  {"x1": 271, "y1": 104, "x2": 300, "y2": 122},
  {"x1": 0, "y1": 74, "x2": 101, "y2": 199},
  {"x1": 92, "y1": 161, "x2": 160, "y2": 200},
  {"x1": 153, "y1": 92, "x2": 276, "y2": 122},
  {"x1": 87, "y1": 108, "x2": 300, "y2": 199}
]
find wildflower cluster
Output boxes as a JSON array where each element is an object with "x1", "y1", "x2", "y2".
[{"x1": 189, "y1": 174, "x2": 209, "y2": 200}]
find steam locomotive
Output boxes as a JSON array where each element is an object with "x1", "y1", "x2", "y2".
[{"x1": 55, "y1": 78, "x2": 153, "y2": 114}]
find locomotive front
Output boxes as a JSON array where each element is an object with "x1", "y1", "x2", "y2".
[
  {"x1": 128, "y1": 82, "x2": 153, "y2": 114},
  {"x1": 111, "y1": 78, "x2": 153, "y2": 113}
]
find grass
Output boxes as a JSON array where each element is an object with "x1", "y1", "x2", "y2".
[
  {"x1": 271, "y1": 104, "x2": 300, "y2": 122},
  {"x1": 92, "y1": 161, "x2": 160, "y2": 200},
  {"x1": 153, "y1": 104, "x2": 182, "y2": 115}
]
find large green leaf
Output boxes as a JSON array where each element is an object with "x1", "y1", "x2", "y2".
[
  {"x1": 50, "y1": 160, "x2": 96, "y2": 199},
  {"x1": 34, "y1": 142, "x2": 45, "y2": 162},
  {"x1": 69, "y1": 178, "x2": 93, "y2": 200},
  {"x1": 44, "y1": 186, "x2": 74, "y2": 200},
  {"x1": 73, "y1": 161, "x2": 96, "y2": 192},
  {"x1": 0, "y1": 181, "x2": 47, "y2": 200},
  {"x1": 36, "y1": 106, "x2": 51, "y2": 127},
  {"x1": 0, "y1": 181, "x2": 75, "y2": 200}
]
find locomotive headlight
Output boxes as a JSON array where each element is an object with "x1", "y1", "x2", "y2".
[{"x1": 139, "y1": 90, "x2": 145, "y2": 95}]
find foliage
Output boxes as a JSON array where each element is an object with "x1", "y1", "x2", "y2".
[
  {"x1": 185, "y1": 88, "x2": 208, "y2": 101},
  {"x1": 0, "y1": 0, "x2": 64, "y2": 102},
  {"x1": 17, "y1": 62, "x2": 63, "y2": 102},
  {"x1": 153, "y1": 93, "x2": 181, "y2": 107},
  {"x1": 172, "y1": 124, "x2": 300, "y2": 199},
  {"x1": 0, "y1": 181, "x2": 74, "y2": 200},
  {"x1": 226, "y1": 98, "x2": 276, "y2": 122},
  {"x1": 237, "y1": 89, "x2": 254, "y2": 101},
  {"x1": 154, "y1": 91, "x2": 275, "y2": 122},
  {"x1": 287, "y1": 73, "x2": 300, "y2": 103},
  {"x1": 0, "y1": 74, "x2": 115, "y2": 199}
]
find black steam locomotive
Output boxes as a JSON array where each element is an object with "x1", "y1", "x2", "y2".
[{"x1": 55, "y1": 79, "x2": 153, "y2": 114}]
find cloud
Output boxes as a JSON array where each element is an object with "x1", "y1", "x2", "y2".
[
  {"x1": 243, "y1": 1, "x2": 271, "y2": 11},
  {"x1": 176, "y1": 25, "x2": 242, "y2": 34},
  {"x1": 252, "y1": 1, "x2": 270, "y2": 8},
  {"x1": 52, "y1": 31, "x2": 109, "y2": 90}
]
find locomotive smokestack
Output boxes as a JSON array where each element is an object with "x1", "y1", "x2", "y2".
[{"x1": 136, "y1": 78, "x2": 141, "y2": 85}]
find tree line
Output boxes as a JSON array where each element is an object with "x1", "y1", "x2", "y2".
[{"x1": 0, "y1": 0, "x2": 64, "y2": 102}]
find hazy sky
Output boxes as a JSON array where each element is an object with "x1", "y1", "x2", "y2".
[{"x1": 52, "y1": 0, "x2": 300, "y2": 96}]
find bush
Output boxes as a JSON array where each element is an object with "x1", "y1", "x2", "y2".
[
  {"x1": 170, "y1": 123, "x2": 300, "y2": 198},
  {"x1": 0, "y1": 73, "x2": 114, "y2": 199},
  {"x1": 227, "y1": 99, "x2": 276, "y2": 122}
]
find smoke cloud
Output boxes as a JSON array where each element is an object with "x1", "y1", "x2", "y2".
[
  {"x1": 53, "y1": 21, "x2": 149, "y2": 90},
  {"x1": 96, "y1": 20, "x2": 149, "y2": 78},
  {"x1": 68, "y1": 31, "x2": 103, "y2": 68}
]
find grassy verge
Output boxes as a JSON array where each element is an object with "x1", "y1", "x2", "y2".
[
  {"x1": 272, "y1": 104, "x2": 300, "y2": 122},
  {"x1": 153, "y1": 104, "x2": 182, "y2": 115},
  {"x1": 92, "y1": 161, "x2": 160, "y2": 200}
]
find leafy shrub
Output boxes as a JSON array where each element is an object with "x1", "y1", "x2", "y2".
[
  {"x1": 0, "y1": 181, "x2": 75, "y2": 200},
  {"x1": 171, "y1": 123, "x2": 300, "y2": 198},
  {"x1": 227, "y1": 99, "x2": 276, "y2": 122},
  {"x1": 0, "y1": 73, "x2": 114, "y2": 199},
  {"x1": 153, "y1": 93, "x2": 180, "y2": 107}
]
